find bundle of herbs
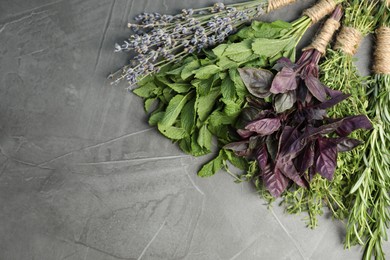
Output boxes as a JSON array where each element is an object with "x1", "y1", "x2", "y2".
[
  {"x1": 279, "y1": 0, "x2": 377, "y2": 228},
  {"x1": 132, "y1": 0, "x2": 343, "y2": 167},
  {"x1": 346, "y1": 2, "x2": 390, "y2": 259},
  {"x1": 110, "y1": 0, "x2": 299, "y2": 86},
  {"x1": 218, "y1": 6, "x2": 371, "y2": 198}
]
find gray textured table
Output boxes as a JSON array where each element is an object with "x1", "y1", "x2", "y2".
[{"x1": 0, "y1": 0, "x2": 387, "y2": 259}]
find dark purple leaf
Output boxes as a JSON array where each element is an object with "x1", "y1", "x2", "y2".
[
  {"x1": 330, "y1": 137, "x2": 363, "y2": 152},
  {"x1": 246, "y1": 96, "x2": 271, "y2": 109},
  {"x1": 304, "y1": 108, "x2": 327, "y2": 120},
  {"x1": 315, "y1": 92, "x2": 350, "y2": 110},
  {"x1": 256, "y1": 145, "x2": 268, "y2": 170},
  {"x1": 277, "y1": 126, "x2": 308, "y2": 162},
  {"x1": 245, "y1": 118, "x2": 281, "y2": 136},
  {"x1": 270, "y1": 67, "x2": 298, "y2": 94},
  {"x1": 315, "y1": 138, "x2": 338, "y2": 181},
  {"x1": 272, "y1": 57, "x2": 294, "y2": 71},
  {"x1": 274, "y1": 91, "x2": 296, "y2": 113},
  {"x1": 266, "y1": 135, "x2": 278, "y2": 161},
  {"x1": 335, "y1": 115, "x2": 373, "y2": 137},
  {"x1": 237, "y1": 129, "x2": 254, "y2": 139},
  {"x1": 305, "y1": 75, "x2": 327, "y2": 102},
  {"x1": 278, "y1": 161, "x2": 308, "y2": 188},
  {"x1": 297, "y1": 81, "x2": 308, "y2": 102},
  {"x1": 262, "y1": 164, "x2": 289, "y2": 197},
  {"x1": 324, "y1": 86, "x2": 344, "y2": 98},
  {"x1": 295, "y1": 141, "x2": 315, "y2": 174},
  {"x1": 308, "y1": 165, "x2": 316, "y2": 181},
  {"x1": 238, "y1": 68, "x2": 274, "y2": 98},
  {"x1": 305, "y1": 120, "x2": 345, "y2": 138}
]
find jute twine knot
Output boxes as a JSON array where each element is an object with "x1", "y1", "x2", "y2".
[
  {"x1": 267, "y1": 0, "x2": 296, "y2": 12},
  {"x1": 303, "y1": 18, "x2": 340, "y2": 55},
  {"x1": 303, "y1": 0, "x2": 337, "y2": 24},
  {"x1": 334, "y1": 26, "x2": 363, "y2": 55},
  {"x1": 374, "y1": 27, "x2": 390, "y2": 75}
]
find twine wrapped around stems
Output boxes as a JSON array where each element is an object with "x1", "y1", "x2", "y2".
[
  {"x1": 303, "y1": 0, "x2": 337, "y2": 24},
  {"x1": 303, "y1": 17, "x2": 340, "y2": 54},
  {"x1": 267, "y1": 0, "x2": 296, "y2": 12},
  {"x1": 334, "y1": 26, "x2": 363, "y2": 55},
  {"x1": 374, "y1": 27, "x2": 390, "y2": 75}
]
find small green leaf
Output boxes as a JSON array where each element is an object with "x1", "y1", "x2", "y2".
[
  {"x1": 198, "y1": 124, "x2": 212, "y2": 150},
  {"x1": 197, "y1": 150, "x2": 225, "y2": 177},
  {"x1": 160, "y1": 92, "x2": 193, "y2": 127},
  {"x1": 225, "y1": 150, "x2": 248, "y2": 170},
  {"x1": 224, "y1": 39, "x2": 253, "y2": 62},
  {"x1": 181, "y1": 99, "x2": 196, "y2": 134},
  {"x1": 197, "y1": 87, "x2": 221, "y2": 121},
  {"x1": 209, "y1": 111, "x2": 235, "y2": 127},
  {"x1": 222, "y1": 98, "x2": 242, "y2": 117},
  {"x1": 221, "y1": 76, "x2": 236, "y2": 100},
  {"x1": 157, "y1": 124, "x2": 188, "y2": 140},
  {"x1": 144, "y1": 98, "x2": 158, "y2": 113},
  {"x1": 133, "y1": 82, "x2": 158, "y2": 98},
  {"x1": 193, "y1": 65, "x2": 221, "y2": 79},
  {"x1": 252, "y1": 38, "x2": 292, "y2": 58},
  {"x1": 212, "y1": 44, "x2": 228, "y2": 58},
  {"x1": 229, "y1": 69, "x2": 248, "y2": 98},
  {"x1": 181, "y1": 60, "x2": 201, "y2": 80},
  {"x1": 148, "y1": 111, "x2": 165, "y2": 126}
]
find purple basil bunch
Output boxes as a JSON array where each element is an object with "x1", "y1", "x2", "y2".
[{"x1": 225, "y1": 49, "x2": 372, "y2": 197}]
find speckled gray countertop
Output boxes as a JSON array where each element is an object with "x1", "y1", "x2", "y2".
[{"x1": 0, "y1": 0, "x2": 387, "y2": 259}]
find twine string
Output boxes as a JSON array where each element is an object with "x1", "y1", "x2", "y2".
[
  {"x1": 374, "y1": 27, "x2": 390, "y2": 75},
  {"x1": 303, "y1": 0, "x2": 337, "y2": 24},
  {"x1": 303, "y1": 18, "x2": 340, "y2": 55},
  {"x1": 334, "y1": 26, "x2": 363, "y2": 55},
  {"x1": 267, "y1": 0, "x2": 296, "y2": 12}
]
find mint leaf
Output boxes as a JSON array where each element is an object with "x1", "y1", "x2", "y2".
[
  {"x1": 212, "y1": 43, "x2": 228, "y2": 58},
  {"x1": 198, "y1": 150, "x2": 225, "y2": 177},
  {"x1": 181, "y1": 99, "x2": 196, "y2": 134},
  {"x1": 221, "y1": 76, "x2": 236, "y2": 100},
  {"x1": 157, "y1": 124, "x2": 188, "y2": 140},
  {"x1": 160, "y1": 92, "x2": 193, "y2": 127},
  {"x1": 144, "y1": 97, "x2": 157, "y2": 113},
  {"x1": 198, "y1": 124, "x2": 212, "y2": 150},
  {"x1": 224, "y1": 39, "x2": 253, "y2": 62},
  {"x1": 148, "y1": 111, "x2": 165, "y2": 126},
  {"x1": 252, "y1": 38, "x2": 292, "y2": 58},
  {"x1": 193, "y1": 65, "x2": 221, "y2": 79},
  {"x1": 181, "y1": 60, "x2": 201, "y2": 80},
  {"x1": 197, "y1": 87, "x2": 220, "y2": 121},
  {"x1": 133, "y1": 82, "x2": 158, "y2": 98}
]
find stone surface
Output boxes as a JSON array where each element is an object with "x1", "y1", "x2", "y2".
[{"x1": 0, "y1": 0, "x2": 387, "y2": 259}]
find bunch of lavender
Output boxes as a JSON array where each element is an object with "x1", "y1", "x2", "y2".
[{"x1": 110, "y1": 0, "x2": 297, "y2": 86}]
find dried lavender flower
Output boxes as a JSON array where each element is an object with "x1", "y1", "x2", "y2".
[{"x1": 110, "y1": 0, "x2": 292, "y2": 87}]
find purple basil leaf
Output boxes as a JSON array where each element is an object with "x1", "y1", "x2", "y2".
[
  {"x1": 274, "y1": 91, "x2": 296, "y2": 113},
  {"x1": 330, "y1": 137, "x2": 363, "y2": 152},
  {"x1": 278, "y1": 161, "x2": 308, "y2": 188},
  {"x1": 266, "y1": 135, "x2": 278, "y2": 161},
  {"x1": 262, "y1": 164, "x2": 289, "y2": 197},
  {"x1": 270, "y1": 67, "x2": 298, "y2": 94},
  {"x1": 305, "y1": 75, "x2": 327, "y2": 102},
  {"x1": 315, "y1": 92, "x2": 350, "y2": 110},
  {"x1": 335, "y1": 115, "x2": 373, "y2": 137},
  {"x1": 237, "y1": 129, "x2": 254, "y2": 139},
  {"x1": 324, "y1": 86, "x2": 344, "y2": 98},
  {"x1": 278, "y1": 126, "x2": 308, "y2": 161},
  {"x1": 245, "y1": 118, "x2": 281, "y2": 136},
  {"x1": 256, "y1": 145, "x2": 268, "y2": 170},
  {"x1": 305, "y1": 119, "x2": 345, "y2": 138},
  {"x1": 238, "y1": 68, "x2": 274, "y2": 98},
  {"x1": 295, "y1": 141, "x2": 315, "y2": 174},
  {"x1": 297, "y1": 81, "x2": 308, "y2": 102},
  {"x1": 246, "y1": 96, "x2": 271, "y2": 109},
  {"x1": 304, "y1": 108, "x2": 327, "y2": 120},
  {"x1": 315, "y1": 138, "x2": 338, "y2": 181},
  {"x1": 308, "y1": 165, "x2": 316, "y2": 181},
  {"x1": 272, "y1": 57, "x2": 294, "y2": 71},
  {"x1": 224, "y1": 140, "x2": 249, "y2": 152}
]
